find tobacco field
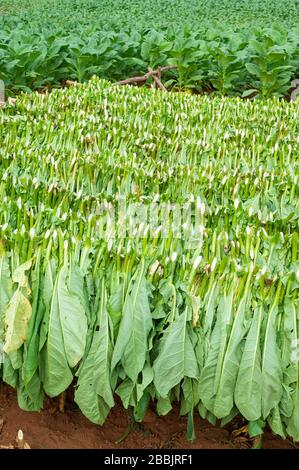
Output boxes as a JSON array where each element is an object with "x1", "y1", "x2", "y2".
[{"x1": 0, "y1": 0, "x2": 298, "y2": 96}]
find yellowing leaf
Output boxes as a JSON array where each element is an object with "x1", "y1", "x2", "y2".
[
  {"x1": 12, "y1": 260, "x2": 32, "y2": 288},
  {"x1": 4, "y1": 288, "x2": 32, "y2": 353}
]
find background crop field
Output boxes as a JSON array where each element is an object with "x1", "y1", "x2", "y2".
[
  {"x1": 0, "y1": 0, "x2": 298, "y2": 96},
  {"x1": 1, "y1": 0, "x2": 299, "y2": 31}
]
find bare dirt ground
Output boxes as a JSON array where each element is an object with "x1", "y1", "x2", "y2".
[{"x1": 0, "y1": 384, "x2": 296, "y2": 449}]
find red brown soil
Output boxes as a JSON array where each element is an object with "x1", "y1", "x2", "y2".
[{"x1": 0, "y1": 384, "x2": 296, "y2": 449}]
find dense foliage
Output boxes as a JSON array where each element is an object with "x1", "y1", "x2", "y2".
[
  {"x1": 0, "y1": 0, "x2": 298, "y2": 96},
  {"x1": 2, "y1": 0, "x2": 298, "y2": 31},
  {"x1": 0, "y1": 79, "x2": 299, "y2": 440}
]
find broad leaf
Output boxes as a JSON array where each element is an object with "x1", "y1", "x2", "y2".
[
  {"x1": 235, "y1": 305, "x2": 263, "y2": 421},
  {"x1": 153, "y1": 307, "x2": 198, "y2": 397}
]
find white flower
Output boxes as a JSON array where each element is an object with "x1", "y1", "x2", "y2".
[
  {"x1": 154, "y1": 225, "x2": 163, "y2": 237},
  {"x1": 211, "y1": 257, "x2": 217, "y2": 272},
  {"x1": 193, "y1": 255, "x2": 202, "y2": 270},
  {"x1": 149, "y1": 260, "x2": 160, "y2": 276},
  {"x1": 138, "y1": 222, "x2": 145, "y2": 235},
  {"x1": 29, "y1": 228, "x2": 35, "y2": 239},
  {"x1": 261, "y1": 266, "x2": 267, "y2": 276}
]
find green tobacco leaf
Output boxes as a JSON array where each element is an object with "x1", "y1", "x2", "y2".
[
  {"x1": 245, "y1": 63, "x2": 260, "y2": 77},
  {"x1": 24, "y1": 252, "x2": 41, "y2": 343},
  {"x1": 75, "y1": 281, "x2": 114, "y2": 424},
  {"x1": 69, "y1": 261, "x2": 91, "y2": 324},
  {"x1": 180, "y1": 377, "x2": 200, "y2": 415},
  {"x1": 111, "y1": 293, "x2": 134, "y2": 371},
  {"x1": 8, "y1": 349, "x2": 22, "y2": 370},
  {"x1": 157, "y1": 396, "x2": 172, "y2": 415},
  {"x1": 235, "y1": 305, "x2": 263, "y2": 421},
  {"x1": 133, "y1": 391, "x2": 151, "y2": 422},
  {"x1": 17, "y1": 370, "x2": 43, "y2": 412},
  {"x1": 57, "y1": 264, "x2": 87, "y2": 368},
  {"x1": 214, "y1": 292, "x2": 249, "y2": 418},
  {"x1": 198, "y1": 402, "x2": 217, "y2": 426},
  {"x1": 284, "y1": 298, "x2": 299, "y2": 440},
  {"x1": 261, "y1": 294, "x2": 283, "y2": 419},
  {"x1": 112, "y1": 262, "x2": 153, "y2": 383},
  {"x1": 43, "y1": 260, "x2": 88, "y2": 396},
  {"x1": 23, "y1": 250, "x2": 44, "y2": 386},
  {"x1": 220, "y1": 407, "x2": 239, "y2": 427},
  {"x1": 75, "y1": 386, "x2": 111, "y2": 425},
  {"x1": 248, "y1": 418, "x2": 265, "y2": 437},
  {"x1": 94, "y1": 282, "x2": 114, "y2": 407},
  {"x1": 136, "y1": 361, "x2": 153, "y2": 402},
  {"x1": 203, "y1": 281, "x2": 218, "y2": 337},
  {"x1": 108, "y1": 281, "x2": 123, "y2": 335},
  {"x1": 267, "y1": 406, "x2": 286, "y2": 439},
  {"x1": 2, "y1": 353, "x2": 18, "y2": 388},
  {"x1": 153, "y1": 306, "x2": 198, "y2": 397},
  {"x1": 42, "y1": 274, "x2": 73, "y2": 397},
  {"x1": 198, "y1": 289, "x2": 234, "y2": 412},
  {"x1": 39, "y1": 258, "x2": 56, "y2": 351},
  {"x1": 116, "y1": 377, "x2": 136, "y2": 408}
]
